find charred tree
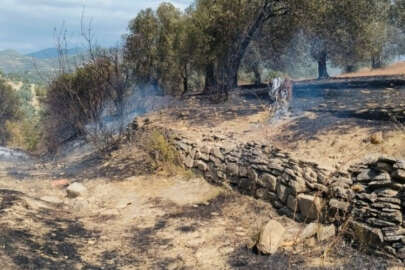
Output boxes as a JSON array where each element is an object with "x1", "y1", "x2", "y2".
[
  {"x1": 317, "y1": 51, "x2": 329, "y2": 79},
  {"x1": 204, "y1": 62, "x2": 217, "y2": 93}
]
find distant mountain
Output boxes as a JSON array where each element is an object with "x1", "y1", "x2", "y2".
[
  {"x1": 26, "y1": 47, "x2": 84, "y2": 59},
  {"x1": 0, "y1": 49, "x2": 53, "y2": 74}
]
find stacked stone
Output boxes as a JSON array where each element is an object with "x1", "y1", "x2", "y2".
[
  {"x1": 173, "y1": 136, "x2": 330, "y2": 222},
  {"x1": 170, "y1": 130, "x2": 405, "y2": 261},
  {"x1": 350, "y1": 157, "x2": 405, "y2": 259}
]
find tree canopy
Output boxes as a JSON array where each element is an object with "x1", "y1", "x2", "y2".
[{"x1": 123, "y1": 0, "x2": 404, "y2": 93}]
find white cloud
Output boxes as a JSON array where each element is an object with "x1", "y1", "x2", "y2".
[{"x1": 0, "y1": 0, "x2": 192, "y2": 53}]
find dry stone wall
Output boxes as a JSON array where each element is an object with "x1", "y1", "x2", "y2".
[{"x1": 164, "y1": 130, "x2": 405, "y2": 261}]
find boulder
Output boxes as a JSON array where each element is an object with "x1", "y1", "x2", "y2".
[
  {"x1": 66, "y1": 182, "x2": 87, "y2": 198},
  {"x1": 297, "y1": 194, "x2": 324, "y2": 221},
  {"x1": 256, "y1": 220, "x2": 286, "y2": 254}
]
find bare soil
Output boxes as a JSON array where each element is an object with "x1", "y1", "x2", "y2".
[
  {"x1": 146, "y1": 86, "x2": 405, "y2": 170},
  {"x1": 0, "y1": 141, "x2": 401, "y2": 270}
]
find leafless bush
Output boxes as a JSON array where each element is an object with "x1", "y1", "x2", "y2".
[{"x1": 43, "y1": 17, "x2": 132, "y2": 155}]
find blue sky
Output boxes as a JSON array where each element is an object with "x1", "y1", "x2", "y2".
[{"x1": 0, "y1": 0, "x2": 192, "y2": 53}]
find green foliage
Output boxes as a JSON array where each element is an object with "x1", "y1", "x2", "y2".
[
  {"x1": 125, "y1": 3, "x2": 194, "y2": 95},
  {"x1": 43, "y1": 60, "x2": 112, "y2": 146},
  {"x1": 0, "y1": 78, "x2": 20, "y2": 145}
]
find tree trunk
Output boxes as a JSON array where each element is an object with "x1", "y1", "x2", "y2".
[
  {"x1": 345, "y1": 65, "x2": 356, "y2": 73},
  {"x1": 372, "y1": 54, "x2": 383, "y2": 69},
  {"x1": 203, "y1": 63, "x2": 217, "y2": 93},
  {"x1": 181, "y1": 64, "x2": 189, "y2": 96},
  {"x1": 213, "y1": 1, "x2": 283, "y2": 94},
  {"x1": 317, "y1": 52, "x2": 329, "y2": 80},
  {"x1": 253, "y1": 64, "x2": 262, "y2": 85}
]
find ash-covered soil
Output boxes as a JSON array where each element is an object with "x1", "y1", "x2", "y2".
[
  {"x1": 0, "y1": 84, "x2": 404, "y2": 269},
  {"x1": 0, "y1": 143, "x2": 402, "y2": 270},
  {"x1": 146, "y1": 85, "x2": 405, "y2": 170}
]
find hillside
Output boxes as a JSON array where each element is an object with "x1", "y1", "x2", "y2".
[
  {"x1": 26, "y1": 47, "x2": 84, "y2": 59},
  {"x1": 0, "y1": 49, "x2": 54, "y2": 75},
  {"x1": 0, "y1": 49, "x2": 84, "y2": 83}
]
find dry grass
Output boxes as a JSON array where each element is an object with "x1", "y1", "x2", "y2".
[{"x1": 339, "y1": 61, "x2": 405, "y2": 78}]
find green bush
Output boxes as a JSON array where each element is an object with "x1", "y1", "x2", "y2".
[{"x1": 0, "y1": 78, "x2": 20, "y2": 145}]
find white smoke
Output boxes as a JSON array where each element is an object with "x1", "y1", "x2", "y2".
[
  {"x1": 0, "y1": 146, "x2": 30, "y2": 161},
  {"x1": 85, "y1": 84, "x2": 175, "y2": 135}
]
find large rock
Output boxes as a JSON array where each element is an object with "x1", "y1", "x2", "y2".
[
  {"x1": 256, "y1": 220, "x2": 286, "y2": 254},
  {"x1": 66, "y1": 182, "x2": 88, "y2": 198},
  {"x1": 297, "y1": 194, "x2": 324, "y2": 221},
  {"x1": 349, "y1": 221, "x2": 384, "y2": 247}
]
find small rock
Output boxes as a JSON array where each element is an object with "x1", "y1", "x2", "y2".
[
  {"x1": 195, "y1": 161, "x2": 208, "y2": 172},
  {"x1": 357, "y1": 169, "x2": 377, "y2": 182},
  {"x1": 277, "y1": 184, "x2": 289, "y2": 203},
  {"x1": 370, "y1": 132, "x2": 383, "y2": 144},
  {"x1": 317, "y1": 224, "x2": 336, "y2": 241},
  {"x1": 393, "y1": 169, "x2": 405, "y2": 182},
  {"x1": 329, "y1": 199, "x2": 350, "y2": 212},
  {"x1": 66, "y1": 182, "x2": 87, "y2": 198},
  {"x1": 256, "y1": 220, "x2": 286, "y2": 255},
  {"x1": 300, "y1": 223, "x2": 318, "y2": 240},
  {"x1": 260, "y1": 174, "x2": 277, "y2": 191},
  {"x1": 375, "y1": 161, "x2": 393, "y2": 172},
  {"x1": 289, "y1": 178, "x2": 307, "y2": 194},
  {"x1": 51, "y1": 179, "x2": 70, "y2": 189}
]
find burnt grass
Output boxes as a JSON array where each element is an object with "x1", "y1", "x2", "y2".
[
  {"x1": 228, "y1": 240, "x2": 394, "y2": 270},
  {"x1": 0, "y1": 190, "x2": 125, "y2": 270}
]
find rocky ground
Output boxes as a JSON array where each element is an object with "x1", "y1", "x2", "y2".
[
  {"x1": 0, "y1": 84, "x2": 404, "y2": 269},
  {"x1": 0, "y1": 139, "x2": 403, "y2": 270}
]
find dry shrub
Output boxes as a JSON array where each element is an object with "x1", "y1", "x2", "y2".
[{"x1": 145, "y1": 130, "x2": 193, "y2": 177}]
